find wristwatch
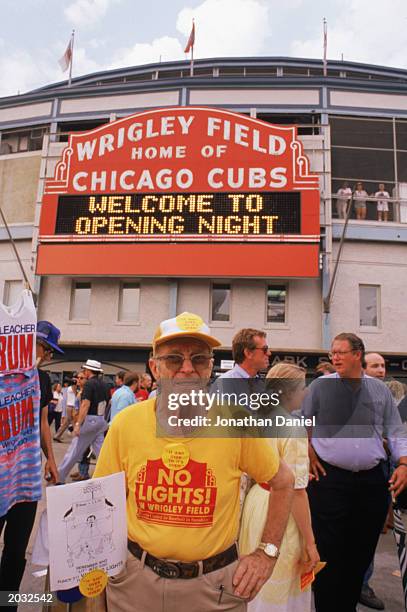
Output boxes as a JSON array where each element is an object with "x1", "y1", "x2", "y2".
[{"x1": 257, "y1": 542, "x2": 280, "y2": 558}]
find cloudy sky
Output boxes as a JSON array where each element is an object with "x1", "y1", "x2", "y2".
[{"x1": 0, "y1": 0, "x2": 406, "y2": 98}]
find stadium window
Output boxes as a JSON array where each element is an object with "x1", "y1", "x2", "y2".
[
  {"x1": 125, "y1": 73, "x2": 152, "y2": 83},
  {"x1": 331, "y1": 138, "x2": 396, "y2": 220},
  {"x1": 359, "y1": 285, "x2": 380, "y2": 328},
  {"x1": 57, "y1": 120, "x2": 106, "y2": 142},
  {"x1": 3, "y1": 280, "x2": 23, "y2": 306},
  {"x1": 157, "y1": 70, "x2": 183, "y2": 79},
  {"x1": 396, "y1": 152, "x2": 407, "y2": 182},
  {"x1": 283, "y1": 67, "x2": 310, "y2": 76},
  {"x1": 257, "y1": 113, "x2": 320, "y2": 135},
  {"x1": 266, "y1": 285, "x2": 287, "y2": 324},
  {"x1": 0, "y1": 127, "x2": 47, "y2": 154},
  {"x1": 396, "y1": 120, "x2": 407, "y2": 151},
  {"x1": 219, "y1": 67, "x2": 245, "y2": 76},
  {"x1": 211, "y1": 283, "x2": 231, "y2": 322},
  {"x1": 345, "y1": 71, "x2": 371, "y2": 80},
  {"x1": 331, "y1": 148, "x2": 395, "y2": 184},
  {"x1": 330, "y1": 117, "x2": 394, "y2": 149},
  {"x1": 70, "y1": 281, "x2": 91, "y2": 321},
  {"x1": 245, "y1": 66, "x2": 277, "y2": 77},
  {"x1": 118, "y1": 282, "x2": 140, "y2": 322},
  {"x1": 193, "y1": 67, "x2": 216, "y2": 77}
]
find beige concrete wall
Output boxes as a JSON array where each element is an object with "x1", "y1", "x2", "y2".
[
  {"x1": 0, "y1": 101, "x2": 52, "y2": 123},
  {"x1": 0, "y1": 239, "x2": 34, "y2": 297},
  {"x1": 38, "y1": 277, "x2": 171, "y2": 347},
  {"x1": 179, "y1": 278, "x2": 322, "y2": 350},
  {"x1": 189, "y1": 89, "x2": 320, "y2": 105},
  {"x1": 330, "y1": 242, "x2": 407, "y2": 352},
  {"x1": 0, "y1": 153, "x2": 41, "y2": 223},
  {"x1": 330, "y1": 89, "x2": 407, "y2": 111},
  {"x1": 59, "y1": 91, "x2": 180, "y2": 114},
  {"x1": 37, "y1": 276, "x2": 322, "y2": 350}
]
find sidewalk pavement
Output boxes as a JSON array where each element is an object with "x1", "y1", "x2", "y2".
[{"x1": 1, "y1": 436, "x2": 405, "y2": 611}]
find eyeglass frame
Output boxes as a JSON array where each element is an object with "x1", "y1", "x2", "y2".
[
  {"x1": 153, "y1": 353, "x2": 214, "y2": 371},
  {"x1": 37, "y1": 340, "x2": 53, "y2": 356},
  {"x1": 328, "y1": 349, "x2": 359, "y2": 359},
  {"x1": 251, "y1": 346, "x2": 271, "y2": 354}
]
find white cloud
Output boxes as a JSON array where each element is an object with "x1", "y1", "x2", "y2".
[
  {"x1": 291, "y1": 0, "x2": 407, "y2": 69},
  {"x1": 70, "y1": 46, "x2": 102, "y2": 75},
  {"x1": 109, "y1": 36, "x2": 184, "y2": 69},
  {"x1": 65, "y1": 0, "x2": 120, "y2": 29},
  {"x1": 0, "y1": 44, "x2": 102, "y2": 97},
  {"x1": 88, "y1": 37, "x2": 107, "y2": 49},
  {"x1": 0, "y1": 51, "x2": 57, "y2": 97},
  {"x1": 108, "y1": 0, "x2": 271, "y2": 71},
  {"x1": 177, "y1": 0, "x2": 271, "y2": 57},
  {"x1": 0, "y1": 0, "x2": 273, "y2": 95}
]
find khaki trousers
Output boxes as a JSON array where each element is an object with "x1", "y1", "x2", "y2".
[{"x1": 106, "y1": 554, "x2": 247, "y2": 612}]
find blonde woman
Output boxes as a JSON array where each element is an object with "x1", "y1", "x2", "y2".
[
  {"x1": 239, "y1": 363, "x2": 319, "y2": 612},
  {"x1": 386, "y1": 379, "x2": 406, "y2": 405}
]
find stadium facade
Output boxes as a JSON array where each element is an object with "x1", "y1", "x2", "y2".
[{"x1": 1, "y1": 56, "x2": 407, "y2": 376}]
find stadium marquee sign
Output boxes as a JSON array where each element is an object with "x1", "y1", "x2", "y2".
[{"x1": 37, "y1": 107, "x2": 320, "y2": 276}]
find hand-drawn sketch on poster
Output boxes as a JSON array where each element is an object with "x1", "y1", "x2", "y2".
[{"x1": 47, "y1": 472, "x2": 127, "y2": 591}]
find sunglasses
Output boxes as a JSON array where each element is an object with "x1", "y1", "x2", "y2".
[
  {"x1": 155, "y1": 353, "x2": 213, "y2": 371},
  {"x1": 38, "y1": 341, "x2": 53, "y2": 355},
  {"x1": 252, "y1": 346, "x2": 270, "y2": 354},
  {"x1": 328, "y1": 350, "x2": 356, "y2": 359}
]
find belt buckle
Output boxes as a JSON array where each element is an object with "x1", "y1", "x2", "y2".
[{"x1": 152, "y1": 559, "x2": 181, "y2": 579}]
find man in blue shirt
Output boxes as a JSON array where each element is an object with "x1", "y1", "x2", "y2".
[
  {"x1": 302, "y1": 332, "x2": 407, "y2": 612},
  {"x1": 110, "y1": 371, "x2": 139, "y2": 422}
]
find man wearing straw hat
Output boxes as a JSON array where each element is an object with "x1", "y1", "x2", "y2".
[{"x1": 58, "y1": 359, "x2": 109, "y2": 483}]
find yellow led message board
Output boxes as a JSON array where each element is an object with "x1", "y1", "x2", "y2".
[{"x1": 55, "y1": 192, "x2": 301, "y2": 238}]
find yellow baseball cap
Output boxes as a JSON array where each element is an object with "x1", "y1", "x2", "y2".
[{"x1": 153, "y1": 312, "x2": 221, "y2": 350}]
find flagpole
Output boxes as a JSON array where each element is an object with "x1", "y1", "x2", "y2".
[
  {"x1": 184, "y1": 19, "x2": 195, "y2": 77},
  {"x1": 68, "y1": 29, "x2": 75, "y2": 87},
  {"x1": 323, "y1": 18, "x2": 327, "y2": 77}
]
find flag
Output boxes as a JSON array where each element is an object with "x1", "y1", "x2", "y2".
[
  {"x1": 59, "y1": 39, "x2": 73, "y2": 73},
  {"x1": 184, "y1": 21, "x2": 195, "y2": 54}
]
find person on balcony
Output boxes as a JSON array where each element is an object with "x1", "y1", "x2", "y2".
[
  {"x1": 336, "y1": 182, "x2": 352, "y2": 219},
  {"x1": 354, "y1": 181, "x2": 369, "y2": 220}
]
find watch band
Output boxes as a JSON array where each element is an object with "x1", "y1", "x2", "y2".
[{"x1": 398, "y1": 462, "x2": 407, "y2": 468}]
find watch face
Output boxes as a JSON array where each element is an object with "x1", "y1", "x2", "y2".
[{"x1": 264, "y1": 544, "x2": 279, "y2": 558}]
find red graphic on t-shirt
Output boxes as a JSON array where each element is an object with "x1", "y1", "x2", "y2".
[{"x1": 134, "y1": 458, "x2": 217, "y2": 527}]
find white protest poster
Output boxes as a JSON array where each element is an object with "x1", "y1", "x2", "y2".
[{"x1": 46, "y1": 473, "x2": 127, "y2": 591}]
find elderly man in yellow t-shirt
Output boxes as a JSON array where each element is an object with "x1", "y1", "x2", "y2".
[{"x1": 94, "y1": 312, "x2": 294, "y2": 612}]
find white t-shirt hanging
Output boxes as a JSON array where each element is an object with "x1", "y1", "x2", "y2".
[{"x1": 0, "y1": 289, "x2": 37, "y2": 374}]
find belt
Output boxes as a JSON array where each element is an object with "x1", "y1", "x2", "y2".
[
  {"x1": 319, "y1": 457, "x2": 384, "y2": 474},
  {"x1": 127, "y1": 540, "x2": 238, "y2": 579}
]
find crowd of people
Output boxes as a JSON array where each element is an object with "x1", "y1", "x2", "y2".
[
  {"x1": 1, "y1": 309, "x2": 407, "y2": 612},
  {"x1": 336, "y1": 182, "x2": 392, "y2": 221}
]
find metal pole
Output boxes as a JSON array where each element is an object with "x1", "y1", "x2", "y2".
[
  {"x1": 68, "y1": 30, "x2": 75, "y2": 87},
  {"x1": 323, "y1": 195, "x2": 353, "y2": 313},
  {"x1": 0, "y1": 206, "x2": 33, "y2": 293},
  {"x1": 323, "y1": 18, "x2": 328, "y2": 77},
  {"x1": 393, "y1": 117, "x2": 400, "y2": 222}
]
